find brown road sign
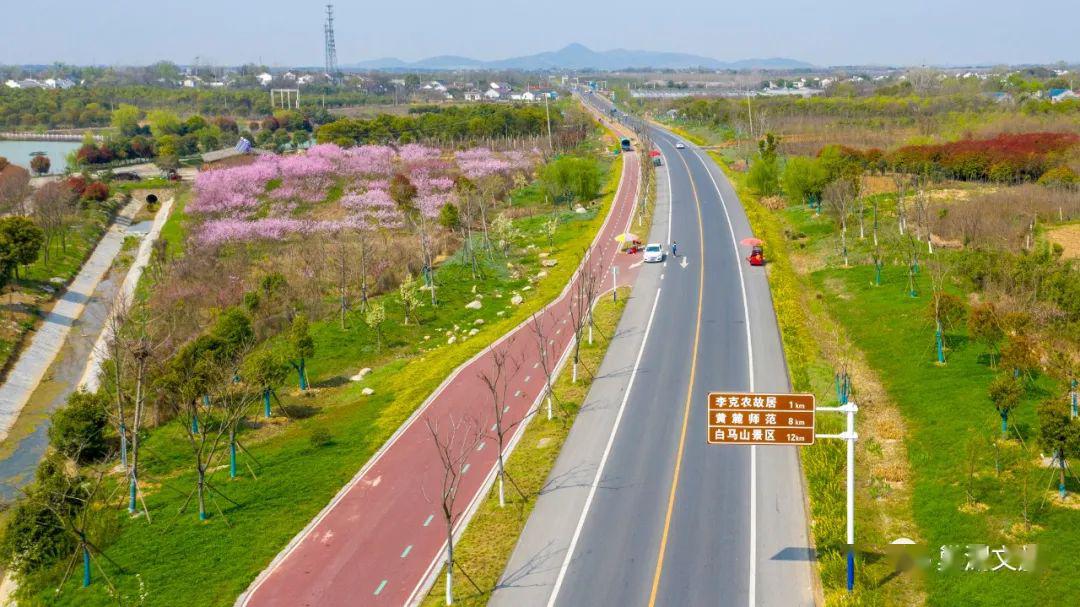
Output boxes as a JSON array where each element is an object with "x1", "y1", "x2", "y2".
[{"x1": 707, "y1": 392, "x2": 815, "y2": 446}]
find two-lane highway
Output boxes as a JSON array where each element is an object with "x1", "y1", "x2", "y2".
[{"x1": 492, "y1": 93, "x2": 815, "y2": 607}]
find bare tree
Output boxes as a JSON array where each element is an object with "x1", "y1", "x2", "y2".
[
  {"x1": 32, "y1": 181, "x2": 77, "y2": 262},
  {"x1": 425, "y1": 416, "x2": 484, "y2": 605},
  {"x1": 477, "y1": 342, "x2": 525, "y2": 508},
  {"x1": 529, "y1": 312, "x2": 562, "y2": 420},
  {"x1": 568, "y1": 252, "x2": 602, "y2": 383},
  {"x1": 823, "y1": 179, "x2": 856, "y2": 267},
  {"x1": 911, "y1": 176, "x2": 934, "y2": 255},
  {"x1": 0, "y1": 164, "x2": 31, "y2": 214},
  {"x1": 891, "y1": 173, "x2": 909, "y2": 236}
]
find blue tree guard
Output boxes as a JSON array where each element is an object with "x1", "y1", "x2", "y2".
[
  {"x1": 230, "y1": 438, "x2": 237, "y2": 479},
  {"x1": 936, "y1": 326, "x2": 945, "y2": 364},
  {"x1": 264, "y1": 388, "x2": 273, "y2": 418},
  {"x1": 82, "y1": 546, "x2": 91, "y2": 588},
  {"x1": 192, "y1": 412, "x2": 199, "y2": 435},
  {"x1": 129, "y1": 474, "x2": 137, "y2": 514},
  {"x1": 1058, "y1": 449, "x2": 1067, "y2": 499}
]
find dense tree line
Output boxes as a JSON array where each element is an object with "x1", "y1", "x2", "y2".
[
  {"x1": 317, "y1": 104, "x2": 558, "y2": 146},
  {"x1": 0, "y1": 86, "x2": 359, "y2": 130}
]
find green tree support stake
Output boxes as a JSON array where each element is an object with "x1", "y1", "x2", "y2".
[
  {"x1": 192, "y1": 412, "x2": 199, "y2": 435},
  {"x1": 264, "y1": 388, "x2": 273, "y2": 418},
  {"x1": 82, "y1": 544, "x2": 90, "y2": 587},
  {"x1": 129, "y1": 473, "x2": 137, "y2": 514},
  {"x1": 119, "y1": 423, "x2": 128, "y2": 470},
  {"x1": 1058, "y1": 449, "x2": 1067, "y2": 499},
  {"x1": 229, "y1": 430, "x2": 237, "y2": 479},
  {"x1": 936, "y1": 323, "x2": 945, "y2": 364}
]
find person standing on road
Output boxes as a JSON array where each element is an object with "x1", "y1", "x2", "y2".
[{"x1": 670, "y1": 240, "x2": 678, "y2": 257}]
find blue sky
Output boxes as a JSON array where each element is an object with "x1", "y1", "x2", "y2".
[{"x1": 1, "y1": 0, "x2": 1076, "y2": 67}]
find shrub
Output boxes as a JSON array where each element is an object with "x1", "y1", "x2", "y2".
[
  {"x1": 0, "y1": 455, "x2": 82, "y2": 574},
  {"x1": 309, "y1": 428, "x2": 333, "y2": 448},
  {"x1": 48, "y1": 391, "x2": 109, "y2": 462},
  {"x1": 82, "y1": 181, "x2": 110, "y2": 202},
  {"x1": 29, "y1": 155, "x2": 50, "y2": 175}
]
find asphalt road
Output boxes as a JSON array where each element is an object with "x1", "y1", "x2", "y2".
[{"x1": 491, "y1": 93, "x2": 816, "y2": 607}]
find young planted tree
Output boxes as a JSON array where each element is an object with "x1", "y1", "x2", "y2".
[
  {"x1": 1000, "y1": 334, "x2": 1040, "y2": 381},
  {"x1": 927, "y1": 261, "x2": 966, "y2": 364},
  {"x1": 0, "y1": 216, "x2": 45, "y2": 287},
  {"x1": 823, "y1": 179, "x2": 856, "y2": 267},
  {"x1": 568, "y1": 254, "x2": 602, "y2": 383},
  {"x1": 399, "y1": 272, "x2": 423, "y2": 325},
  {"x1": 1037, "y1": 397, "x2": 1080, "y2": 499},
  {"x1": 529, "y1": 312, "x2": 561, "y2": 420},
  {"x1": 37, "y1": 456, "x2": 124, "y2": 593},
  {"x1": 289, "y1": 314, "x2": 315, "y2": 391},
  {"x1": 968, "y1": 302, "x2": 1004, "y2": 368},
  {"x1": 989, "y1": 375, "x2": 1024, "y2": 438},
  {"x1": 477, "y1": 342, "x2": 525, "y2": 508},
  {"x1": 242, "y1": 349, "x2": 290, "y2": 418},
  {"x1": 364, "y1": 301, "x2": 386, "y2": 352},
  {"x1": 425, "y1": 415, "x2": 484, "y2": 605}
]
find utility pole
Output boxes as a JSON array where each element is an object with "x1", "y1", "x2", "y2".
[
  {"x1": 544, "y1": 93, "x2": 553, "y2": 151},
  {"x1": 746, "y1": 90, "x2": 754, "y2": 140}
]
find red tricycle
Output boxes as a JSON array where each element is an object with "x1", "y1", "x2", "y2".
[{"x1": 747, "y1": 245, "x2": 765, "y2": 266}]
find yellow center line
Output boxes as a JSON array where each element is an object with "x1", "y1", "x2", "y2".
[{"x1": 647, "y1": 145, "x2": 707, "y2": 606}]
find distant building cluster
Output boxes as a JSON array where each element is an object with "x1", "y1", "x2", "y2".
[{"x1": 4, "y1": 77, "x2": 77, "y2": 89}]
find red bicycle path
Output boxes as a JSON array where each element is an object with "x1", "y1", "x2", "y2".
[{"x1": 240, "y1": 145, "x2": 642, "y2": 607}]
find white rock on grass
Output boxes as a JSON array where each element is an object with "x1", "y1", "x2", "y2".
[
  {"x1": 511, "y1": 294, "x2": 524, "y2": 306},
  {"x1": 361, "y1": 387, "x2": 375, "y2": 396},
  {"x1": 537, "y1": 271, "x2": 548, "y2": 279},
  {"x1": 465, "y1": 300, "x2": 482, "y2": 310},
  {"x1": 541, "y1": 259, "x2": 558, "y2": 267},
  {"x1": 448, "y1": 335, "x2": 457, "y2": 345},
  {"x1": 468, "y1": 328, "x2": 479, "y2": 336},
  {"x1": 350, "y1": 368, "x2": 372, "y2": 381},
  {"x1": 474, "y1": 319, "x2": 485, "y2": 325},
  {"x1": 539, "y1": 252, "x2": 549, "y2": 258},
  {"x1": 574, "y1": 206, "x2": 587, "y2": 214}
]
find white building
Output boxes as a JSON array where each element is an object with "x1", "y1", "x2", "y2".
[
  {"x1": 484, "y1": 88, "x2": 501, "y2": 100},
  {"x1": 464, "y1": 90, "x2": 483, "y2": 101},
  {"x1": 257, "y1": 72, "x2": 273, "y2": 86}
]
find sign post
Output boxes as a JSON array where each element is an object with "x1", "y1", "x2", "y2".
[
  {"x1": 816, "y1": 375, "x2": 858, "y2": 593},
  {"x1": 706, "y1": 393, "x2": 815, "y2": 446}
]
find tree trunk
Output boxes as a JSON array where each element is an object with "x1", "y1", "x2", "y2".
[{"x1": 197, "y1": 467, "x2": 208, "y2": 521}]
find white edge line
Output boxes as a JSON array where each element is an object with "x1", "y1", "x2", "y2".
[
  {"x1": 237, "y1": 136, "x2": 640, "y2": 607},
  {"x1": 686, "y1": 143, "x2": 758, "y2": 607},
  {"x1": 665, "y1": 153, "x2": 673, "y2": 244},
  {"x1": 546, "y1": 287, "x2": 662, "y2": 607}
]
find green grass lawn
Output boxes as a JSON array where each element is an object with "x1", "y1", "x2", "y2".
[
  {"x1": 17, "y1": 154, "x2": 625, "y2": 606},
  {"x1": 813, "y1": 263, "x2": 1073, "y2": 606}
]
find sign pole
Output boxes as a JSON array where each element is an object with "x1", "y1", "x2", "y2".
[
  {"x1": 612, "y1": 266, "x2": 618, "y2": 301},
  {"x1": 845, "y1": 401, "x2": 855, "y2": 593}
]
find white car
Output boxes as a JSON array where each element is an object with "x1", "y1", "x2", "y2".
[
  {"x1": 643, "y1": 243, "x2": 665, "y2": 263},
  {"x1": 675, "y1": 142, "x2": 686, "y2": 149}
]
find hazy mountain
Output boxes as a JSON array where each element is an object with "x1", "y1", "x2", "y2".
[{"x1": 348, "y1": 44, "x2": 813, "y2": 71}]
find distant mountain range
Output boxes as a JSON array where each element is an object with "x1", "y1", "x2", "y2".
[{"x1": 349, "y1": 43, "x2": 813, "y2": 72}]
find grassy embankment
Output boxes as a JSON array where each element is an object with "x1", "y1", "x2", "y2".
[
  {"x1": 708, "y1": 145, "x2": 1079, "y2": 605},
  {"x1": 20, "y1": 147, "x2": 627, "y2": 606},
  {"x1": 0, "y1": 199, "x2": 122, "y2": 378}
]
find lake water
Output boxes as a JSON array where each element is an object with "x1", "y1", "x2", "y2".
[{"x1": 0, "y1": 139, "x2": 81, "y2": 174}]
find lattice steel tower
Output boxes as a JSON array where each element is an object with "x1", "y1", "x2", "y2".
[{"x1": 324, "y1": 4, "x2": 339, "y2": 76}]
